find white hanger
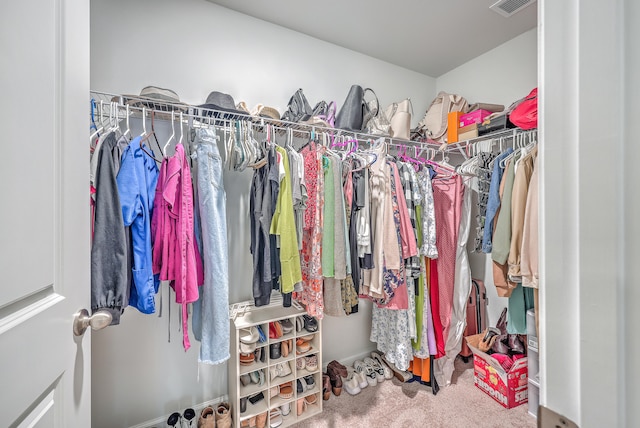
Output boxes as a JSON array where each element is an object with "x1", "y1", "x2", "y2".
[
  {"x1": 139, "y1": 107, "x2": 148, "y2": 138},
  {"x1": 178, "y1": 112, "x2": 184, "y2": 145},
  {"x1": 163, "y1": 111, "x2": 176, "y2": 156}
]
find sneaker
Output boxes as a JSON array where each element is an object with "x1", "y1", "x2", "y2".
[{"x1": 354, "y1": 360, "x2": 377, "y2": 387}]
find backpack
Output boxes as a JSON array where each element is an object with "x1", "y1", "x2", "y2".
[
  {"x1": 418, "y1": 91, "x2": 469, "y2": 142},
  {"x1": 509, "y1": 88, "x2": 537, "y2": 130}
]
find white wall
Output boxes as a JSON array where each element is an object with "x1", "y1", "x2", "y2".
[
  {"x1": 435, "y1": 28, "x2": 538, "y2": 326},
  {"x1": 90, "y1": 0, "x2": 435, "y2": 426},
  {"x1": 436, "y1": 29, "x2": 537, "y2": 107}
]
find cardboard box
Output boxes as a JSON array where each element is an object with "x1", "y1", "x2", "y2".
[
  {"x1": 459, "y1": 109, "x2": 492, "y2": 127},
  {"x1": 458, "y1": 123, "x2": 478, "y2": 141},
  {"x1": 466, "y1": 334, "x2": 529, "y2": 409},
  {"x1": 447, "y1": 111, "x2": 463, "y2": 143}
]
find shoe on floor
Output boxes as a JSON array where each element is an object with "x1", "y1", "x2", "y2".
[
  {"x1": 343, "y1": 368, "x2": 362, "y2": 395},
  {"x1": 364, "y1": 357, "x2": 386, "y2": 383},
  {"x1": 197, "y1": 406, "x2": 215, "y2": 428},
  {"x1": 215, "y1": 402, "x2": 232, "y2": 428},
  {"x1": 354, "y1": 360, "x2": 378, "y2": 387},
  {"x1": 370, "y1": 351, "x2": 394, "y2": 380}
]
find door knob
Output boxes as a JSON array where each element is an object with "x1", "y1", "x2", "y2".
[{"x1": 73, "y1": 309, "x2": 112, "y2": 336}]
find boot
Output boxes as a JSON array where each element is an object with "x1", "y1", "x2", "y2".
[
  {"x1": 322, "y1": 373, "x2": 331, "y2": 401},
  {"x1": 492, "y1": 334, "x2": 510, "y2": 354},
  {"x1": 496, "y1": 308, "x2": 508, "y2": 335},
  {"x1": 327, "y1": 360, "x2": 348, "y2": 378},
  {"x1": 197, "y1": 406, "x2": 215, "y2": 428},
  {"x1": 215, "y1": 402, "x2": 232, "y2": 428},
  {"x1": 327, "y1": 366, "x2": 343, "y2": 396}
]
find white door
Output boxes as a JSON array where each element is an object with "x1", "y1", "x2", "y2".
[{"x1": 0, "y1": 1, "x2": 91, "y2": 426}]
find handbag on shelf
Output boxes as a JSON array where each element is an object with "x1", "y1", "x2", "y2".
[
  {"x1": 281, "y1": 88, "x2": 313, "y2": 123},
  {"x1": 335, "y1": 84, "x2": 371, "y2": 132},
  {"x1": 363, "y1": 89, "x2": 391, "y2": 136},
  {"x1": 418, "y1": 91, "x2": 469, "y2": 142},
  {"x1": 509, "y1": 88, "x2": 537, "y2": 130},
  {"x1": 384, "y1": 98, "x2": 413, "y2": 140}
]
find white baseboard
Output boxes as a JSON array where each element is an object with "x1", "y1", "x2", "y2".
[{"x1": 128, "y1": 395, "x2": 229, "y2": 428}]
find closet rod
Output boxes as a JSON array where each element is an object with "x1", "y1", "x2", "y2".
[
  {"x1": 90, "y1": 90, "x2": 447, "y2": 151},
  {"x1": 90, "y1": 91, "x2": 537, "y2": 155}
]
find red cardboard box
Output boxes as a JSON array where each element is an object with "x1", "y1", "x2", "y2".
[
  {"x1": 466, "y1": 334, "x2": 528, "y2": 409},
  {"x1": 459, "y1": 109, "x2": 492, "y2": 127}
]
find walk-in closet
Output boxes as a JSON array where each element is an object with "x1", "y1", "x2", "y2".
[{"x1": 1, "y1": 1, "x2": 636, "y2": 428}]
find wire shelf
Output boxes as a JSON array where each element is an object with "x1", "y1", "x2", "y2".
[{"x1": 89, "y1": 90, "x2": 536, "y2": 156}]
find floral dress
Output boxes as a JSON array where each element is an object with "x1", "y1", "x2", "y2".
[{"x1": 294, "y1": 143, "x2": 325, "y2": 318}]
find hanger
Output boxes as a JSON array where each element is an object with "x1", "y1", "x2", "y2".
[
  {"x1": 136, "y1": 107, "x2": 161, "y2": 163},
  {"x1": 163, "y1": 111, "x2": 176, "y2": 157},
  {"x1": 123, "y1": 104, "x2": 131, "y2": 140},
  {"x1": 89, "y1": 99, "x2": 104, "y2": 143}
]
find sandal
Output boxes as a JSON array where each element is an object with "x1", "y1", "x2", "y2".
[
  {"x1": 296, "y1": 338, "x2": 311, "y2": 355},
  {"x1": 269, "y1": 409, "x2": 283, "y2": 428},
  {"x1": 278, "y1": 381, "x2": 293, "y2": 399},
  {"x1": 281, "y1": 340, "x2": 289, "y2": 358},
  {"x1": 304, "y1": 393, "x2": 318, "y2": 405}
]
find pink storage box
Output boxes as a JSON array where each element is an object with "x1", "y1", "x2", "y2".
[{"x1": 460, "y1": 109, "x2": 492, "y2": 127}]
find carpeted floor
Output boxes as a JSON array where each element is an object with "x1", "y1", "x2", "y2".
[{"x1": 296, "y1": 357, "x2": 535, "y2": 428}]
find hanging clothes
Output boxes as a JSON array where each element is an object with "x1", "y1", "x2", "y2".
[
  {"x1": 295, "y1": 142, "x2": 325, "y2": 318},
  {"x1": 491, "y1": 155, "x2": 518, "y2": 297},
  {"x1": 152, "y1": 144, "x2": 204, "y2": 351},
  {"x1": 431, "y1": 171, "x2": 464, "y2": 353},
  {"x1": 249, "y1": 161, "x2": 274, "y2": 306},
  {"x1": 434, "y1": 180, "x2": 471, "y2": 387},
  {"x1": 473, "y1": 152, "x2": 498, "y2": 251},
  {"x1": 481, "y1": 148, "x2": 513, "y2": 253},
  {"x1": 91, "y1": 131, "x2": 128, "y2": 325},
  {"x1": 270, "y1": 146, "x2": 302, "y2": 297},
  {"x1": 115, "y1": 136, "x2": 159, "y2": 315},
  {"x1": 191, "y1": 129, "x2": 230, "y2": 365}
]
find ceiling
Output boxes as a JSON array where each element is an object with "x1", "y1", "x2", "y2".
[{"x1": 207, "y1": 0, "x2": 537, "y2": 77}]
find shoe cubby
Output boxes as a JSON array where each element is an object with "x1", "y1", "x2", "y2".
[{"x1": 230, "y1": 301, "x2": 322, "y2": 428}]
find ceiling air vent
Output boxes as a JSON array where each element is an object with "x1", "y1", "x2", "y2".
[{"x1": 490, "y1": 0, "x2": 536, "y2": 17}]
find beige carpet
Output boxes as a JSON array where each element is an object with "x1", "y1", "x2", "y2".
[{"x1": 296, "y1": 357, "x2": 535, "y2": 428}]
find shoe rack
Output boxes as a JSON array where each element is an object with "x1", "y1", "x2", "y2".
[{"x1": 229, "y1": 299, "x2": 322, "y2": 428}]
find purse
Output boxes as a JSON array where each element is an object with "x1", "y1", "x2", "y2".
[
  {"x1": 363, "y1": 89, "x2": 391, "y2": 136},
  {"x1": 418, "y1": 91, "x2": 469, "y2": 142},
  {"x1": 281, "y1": 88, "x2": 313, "y2": 123},
  {"x1": 335, "y1": 85, "x2": 371, "y2": 131},
  {"x1": 384, "y1": 98, "x2": 413, "y2": 140},
  {"x1": 509, "y1": 88, "x2": 537, "y2": 130}
]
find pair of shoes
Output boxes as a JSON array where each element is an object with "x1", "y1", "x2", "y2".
[
  {"x1": 241, "y1": 370, "x2": 265, "y2": 387},
  {"x1": 270, "y1": 342, "x2": 281, "y2": 360},
  {"x1": 269, "y1": 361, "x2": 292, "y2": 381},
  {"x1": 281, "y1": 339, "x2": 293, "y2": 357},
  {"x1": 377, "y1": 352, "x2": 412, "y2": 382},
  {"x1": 302, "y1": 315, "x2": 318, "y2": 332},
  {"x1": 295, "y1": 337, "x2": 312, "y2": 355},
  {"x1": 363, "y1": 357, "x2": 386, "y2": 383},
  {"x1": 326, "y1": 367, "x2": 343, "y2": 396},
  {"x1": 269, "y1": 321, "x2": 283, "y2": 339},
  {"x1": 240, "y1": 353, "x2": 255, "y2": 366},
  {"x1": 296, "y1": 394, "x2": 318, "y2": 416},
  {"x1": 167, "y1": 408, "x2": 196, "y2": 427},
  {"x1": 370, "y1": 352, "x2": 394, "y2": 380},
  {"x1": 303, "y1": 375, "x2": 315, "y2": 390},
  {"x1": 240, "y1": 416, "x2": 255, "y2": 427},
  {"x1": 202, "y1": 403, "x2": 231, "y2": 428},
  {"x1": 322, "y1": 373, "x2": 331, "y2": 401},
  {"x1": 278, "y1": 381, "x2": 293, "y2": 399},
  {"x1": 353, "y1": 360, "x2": 378, "y2": 387},
  {"x1": 280, "y1": 318, "x2": 294, "y2": 334},
  {"x1": 304, "y1": 354, "x2": 318, "y2": 371}
]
